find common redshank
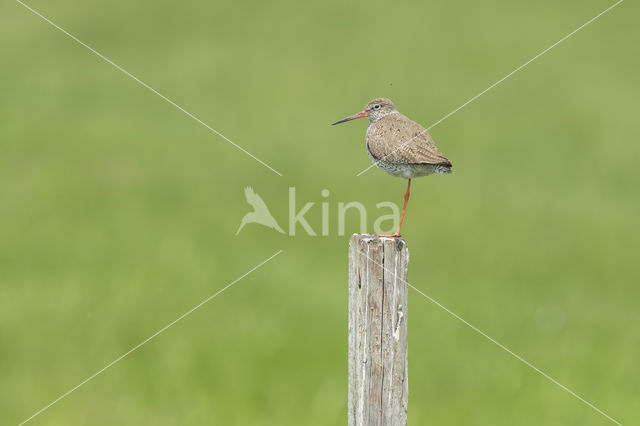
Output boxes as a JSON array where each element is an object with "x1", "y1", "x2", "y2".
[{"x1": 332, "y1": 98, "x2": 452, "y2": 237}]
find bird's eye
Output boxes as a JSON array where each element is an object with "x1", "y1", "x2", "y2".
[{"x1": 374, "y1": 104, "x2": 381, "y2": 110}]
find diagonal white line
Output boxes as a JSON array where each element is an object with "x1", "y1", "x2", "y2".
[
  {"x1": 17, "y1": 249, "x2": 284, "y2": 426},
  {"x1": 16, "y1": 0, "x2": 283, "y2": 177},
  {"x1": 356, "y1": 0, "x2": 624, "y2": 177},
  {"x1": 363, "y1": 252, "x2": 622, "y2": 425}
]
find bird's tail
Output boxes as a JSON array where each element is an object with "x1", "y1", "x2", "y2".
[{"x1": 435, "y1": 163, "x2": 452, "y2": 174}]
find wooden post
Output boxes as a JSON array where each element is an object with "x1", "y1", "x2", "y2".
[{"x1": 348, "y1": 234, "x2": 409, "y2": 426}]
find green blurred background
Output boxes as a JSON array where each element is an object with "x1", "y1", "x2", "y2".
[{"x1": 1, "y1": 0, "x2": 638, "y2": 424}]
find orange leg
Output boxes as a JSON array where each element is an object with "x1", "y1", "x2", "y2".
[{"x1": 379, "y1": 179, "x2": 411, "y2": 238}]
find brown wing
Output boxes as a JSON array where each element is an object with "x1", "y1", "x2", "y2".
[{"x1": 366, "y1": 113, "x2": 450, "y2": 165}]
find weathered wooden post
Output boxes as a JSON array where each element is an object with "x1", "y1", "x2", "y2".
[{"x1": 348, "y1": 234, "x2": 409, "y2": 426}]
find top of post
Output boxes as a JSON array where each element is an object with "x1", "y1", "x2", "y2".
[{"x1": 350, "y1": 233, "x2": 408, "y2": 253}]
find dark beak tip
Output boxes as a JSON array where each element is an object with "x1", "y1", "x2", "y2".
[
  {"x1": 332, "y1": 110, "x2": 367, "y2": 126},
  {"x1": 331, "y1": 117, "x2": 351, "y2": 126}
]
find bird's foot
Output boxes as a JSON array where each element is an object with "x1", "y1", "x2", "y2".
[{"x1": 377, "y1": 233, "x2": 401, "y2": 238}]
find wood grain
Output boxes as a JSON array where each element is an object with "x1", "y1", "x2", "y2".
[{"x1": 349, "y1": 234, "x2": 409, "y2": 426}]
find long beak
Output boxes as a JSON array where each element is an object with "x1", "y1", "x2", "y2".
[{"x1": 332, "y1": 110, "x2": 368, "y2": 125}]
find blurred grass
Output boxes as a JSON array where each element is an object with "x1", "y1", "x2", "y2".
[{"x1": 1, "y1": 0, "x2": 639, "y2": 424}]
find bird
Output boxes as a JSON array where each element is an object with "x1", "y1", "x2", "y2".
[
  {"x1": 332, "y1": 98, "x2": 452, "y2": 237},
  {"x1": 236, "y1": 186, "x2": 285, "y2": 235}
]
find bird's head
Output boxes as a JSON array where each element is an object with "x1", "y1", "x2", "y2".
[{"x1": 332, "y1": 98, "x2": 397, "y2": 125}]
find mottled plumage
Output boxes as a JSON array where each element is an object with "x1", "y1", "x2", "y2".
[
  {"x1": 332, "y1": 97, "x2": 452, "y2": 236},
  {"x1": 363, "y1": 98, "x2": 452, "y2": 178}
]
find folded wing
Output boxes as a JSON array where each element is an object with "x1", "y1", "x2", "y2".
[{"x1": 367, "y1": 114, "x2": 451, "y2": 166}]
